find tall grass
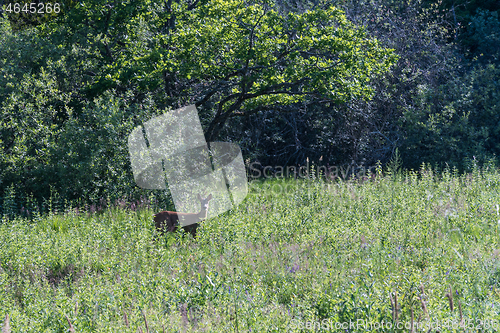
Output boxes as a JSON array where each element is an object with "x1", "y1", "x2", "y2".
[{"x1": 1, "y1": 166, "x2": 500, "y2": 332}]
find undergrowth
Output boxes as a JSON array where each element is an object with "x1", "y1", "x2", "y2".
[{"x1": 1, "y1": 166, "x2": 500, "y2": 332}]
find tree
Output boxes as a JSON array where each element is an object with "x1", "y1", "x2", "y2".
[
  {"x1": 152, "y1": 0, "x2": 398, "y2": 141},
  {"x1": 50, "y1": 0, "x2": 396, "y2": 140},
  {"x1": 0, "y1": 0, "x2": 397, "y2": 211}
]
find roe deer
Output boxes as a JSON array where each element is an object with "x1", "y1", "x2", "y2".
[{"x1": 154, "y1": 194, "x2": 213, "y2": 238}]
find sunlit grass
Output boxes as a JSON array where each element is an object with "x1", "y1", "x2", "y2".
[{"x1": 1, "y1": 166, "x2": 500, "y2": 332}]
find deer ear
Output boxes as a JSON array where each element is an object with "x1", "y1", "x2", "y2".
[
  {"x1": 207, "y1": 194, "x2": 213, "y2": 200},
  {"x1": 197, "y1": 194, "x2": 202, "y2": 200}
]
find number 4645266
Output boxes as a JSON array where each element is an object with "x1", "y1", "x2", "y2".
[{"x1": 5, "y1": 3, "x2": 61, "y2": 14}]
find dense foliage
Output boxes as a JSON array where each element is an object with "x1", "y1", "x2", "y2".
[
  {"x1": 1, "y1": 1, "x2": 499, "y2": 330},
  {"x1": 1, "y1": 167, "x2": 500, "y2": 331},
  {"x1": 0, "y1": 0, "x2": 499, "y2": 210},
  {"x1": 0, "y1": 0, "x2": 397, "y2": 209}
]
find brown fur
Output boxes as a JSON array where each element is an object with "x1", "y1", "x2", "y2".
[{"x1": 154, "y1": 194, "x2": 212, "y2": 238}]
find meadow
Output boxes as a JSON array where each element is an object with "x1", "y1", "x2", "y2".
[{"x1": 1, "y1": 165, "x2": 500, "y2": 332}]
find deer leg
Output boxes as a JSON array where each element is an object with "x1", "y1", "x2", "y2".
[{"x1": 183, "y1": 223, "x2": 198, "y2": 238}]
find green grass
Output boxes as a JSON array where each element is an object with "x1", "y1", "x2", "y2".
[{"x1": 1, "y1": 167, "x2": 500, "y2": 332}]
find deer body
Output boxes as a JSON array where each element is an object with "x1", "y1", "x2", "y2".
[{"x1": 154, "y1": 194, "x2": 212, "y2": 238}]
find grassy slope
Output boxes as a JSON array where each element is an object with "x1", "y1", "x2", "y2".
[{"x1": 1, "y1": 167, "x2": 500, "y2": 332}]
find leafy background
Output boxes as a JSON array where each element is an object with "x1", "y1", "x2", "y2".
[
  {"x1": 1, "y1": 1, "x2": 500, "y2": 331},
  {"x1": 0, "y1": 0, "x2": 499, "y2": 215}
]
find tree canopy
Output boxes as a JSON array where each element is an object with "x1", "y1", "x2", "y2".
[
  {"x1": 30, "y1": 0, "x2": 396, "y2": 139},
  {"x1": 1, "y1": 0, "x2": 499, "y2": 212}
]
